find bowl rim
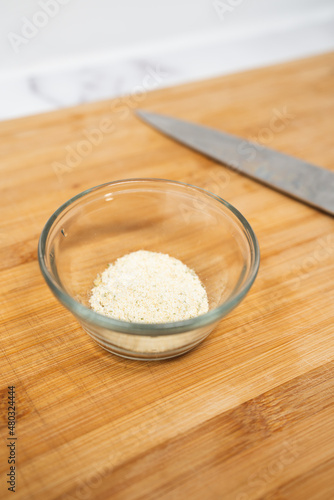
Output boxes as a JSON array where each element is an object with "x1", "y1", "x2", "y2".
[{"x1": 38, "y1": 178, "x2": 260, "y2": 335}]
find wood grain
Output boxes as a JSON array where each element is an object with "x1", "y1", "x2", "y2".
[{"x1": 0, "y1": 52, "x2": 334, "y2": 500}]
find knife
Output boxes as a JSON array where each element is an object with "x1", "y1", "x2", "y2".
[{"x1": 136, "y1": 110, "x2": 334, "y2": 216}]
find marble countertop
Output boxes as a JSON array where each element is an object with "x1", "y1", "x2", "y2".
[{"x1": 1, "y1": 12, "x2": 334, "y2": 122}]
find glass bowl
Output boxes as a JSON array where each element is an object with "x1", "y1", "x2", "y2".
[{"x1": 38, "y1": 179, "x2": 260, "y2": 360}]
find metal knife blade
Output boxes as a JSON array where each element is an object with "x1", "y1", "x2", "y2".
[{"x1": 136, "y1": 110, "x2": 334, "y2": 216}]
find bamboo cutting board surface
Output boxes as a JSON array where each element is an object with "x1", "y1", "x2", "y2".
[{"x1": 1, "y1": 52, "x2": 334, "y2": 500}]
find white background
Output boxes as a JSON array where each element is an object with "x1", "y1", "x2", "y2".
[{"x1": 1, "y1": 0, "x2": 334, "y2": 120}]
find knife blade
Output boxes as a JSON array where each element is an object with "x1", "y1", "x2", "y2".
[{"x1": 136, "y1": 110, "x2": 334, "y2": 216}]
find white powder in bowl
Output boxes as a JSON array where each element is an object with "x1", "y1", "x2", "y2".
[{"x1": 89, "y1": 250, "x2": 209, "y2": 323}]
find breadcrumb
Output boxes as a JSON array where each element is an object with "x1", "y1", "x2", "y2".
[{"x1": 89, "y1": 250, "x2": 208, "y2": 323}]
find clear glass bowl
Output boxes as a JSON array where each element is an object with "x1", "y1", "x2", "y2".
[{"x1": 38, "y1": 179, "x2": 260, "y2": 360}]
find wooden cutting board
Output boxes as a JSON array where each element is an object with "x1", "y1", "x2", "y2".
[{"x1": 1, "y1": 52, "x2": 334, "y2": 500}]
